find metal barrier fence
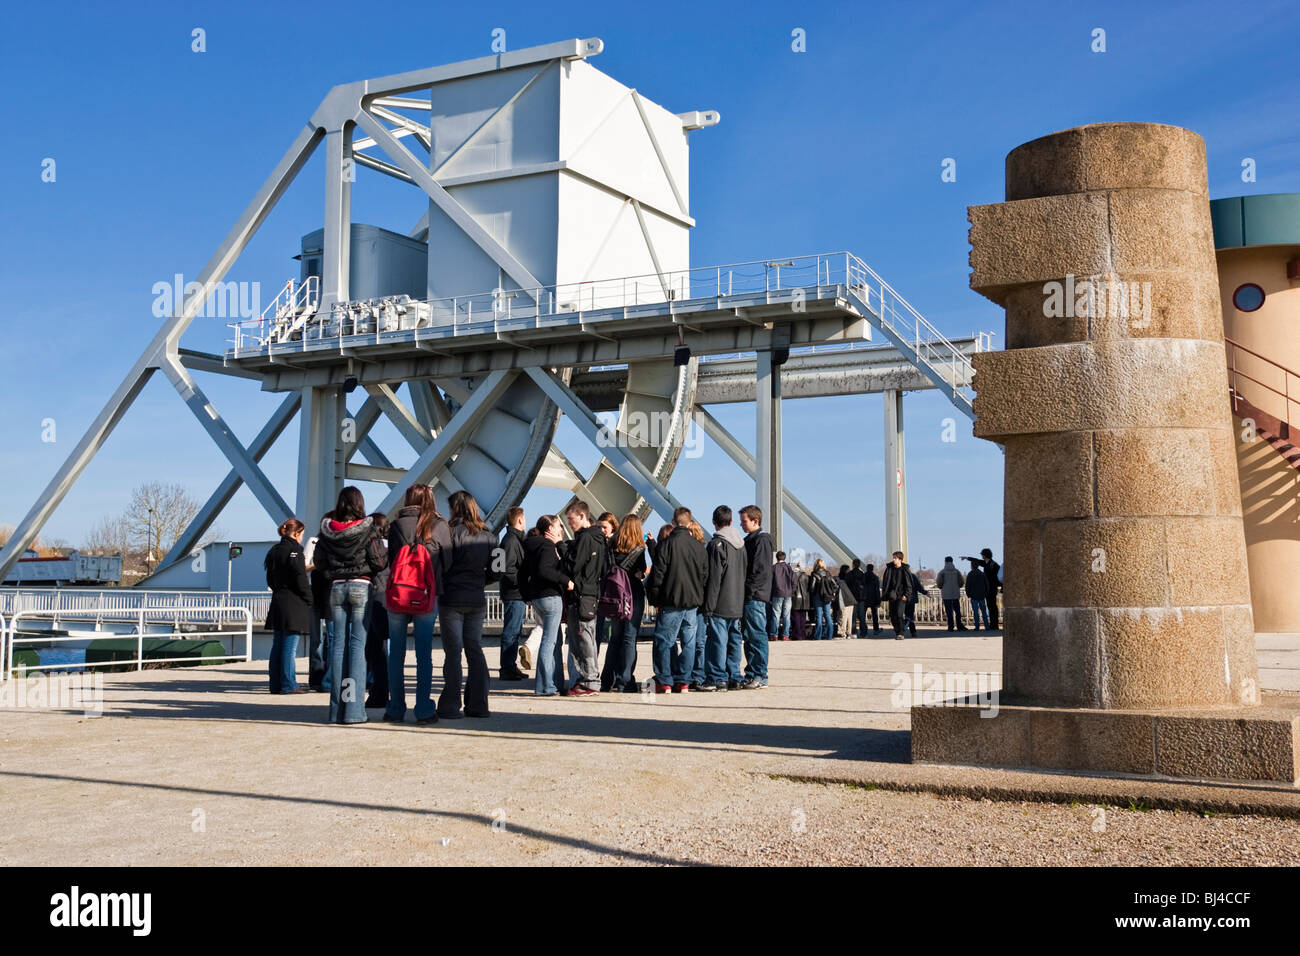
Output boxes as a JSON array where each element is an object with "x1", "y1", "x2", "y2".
[
  {"x1": 0, "y1": 589, "x2": 271, "y2": 629},
  {"x1": 4, "y1": 607, "x2": 253, "y2": 679}
]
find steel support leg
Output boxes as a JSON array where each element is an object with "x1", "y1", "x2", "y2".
[
  {"x1": 884, "y1": 388, "x2": 909, "y2": 560},
  {"x1": 755, "y1": 350, "x2": 784, "y2": 550},
  {"x1": 298, "y1": 386, "x2": 344, "y2": 527}
]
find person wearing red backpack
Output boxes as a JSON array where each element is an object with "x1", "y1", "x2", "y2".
[{"x1": 384, "y1": 484, "x2": 451, "y2": 725}]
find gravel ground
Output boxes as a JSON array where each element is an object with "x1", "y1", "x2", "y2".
[{"x1": 2, "y1": 631, "x2": 1298, "y2": 866}]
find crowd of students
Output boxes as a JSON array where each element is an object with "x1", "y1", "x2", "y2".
[{"x1": 262, "y1": 483, "x2": 1001, "y2": 723}]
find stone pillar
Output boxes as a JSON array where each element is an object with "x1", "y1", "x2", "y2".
[{"x1": 911, "y1": 123, "x2": 1299, "y2": 783}]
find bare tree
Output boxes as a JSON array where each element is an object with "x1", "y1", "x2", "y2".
[{"x1": 124, "y1": 482, "x2": 201, "y2": 568}]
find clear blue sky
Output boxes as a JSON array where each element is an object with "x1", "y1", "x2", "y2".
[{"x1": 2, "y1": 0, "x2": 1296, "y2": 572}]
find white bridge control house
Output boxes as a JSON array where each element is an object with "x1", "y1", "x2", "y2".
[{"x1": 0, "y1": 38, "x2": 984, "y2": 584}]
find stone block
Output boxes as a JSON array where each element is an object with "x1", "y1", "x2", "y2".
[
  {"x1": 1029, "y1": 709, "x2": 1156, "y2": 774},
  {"x1": 910, "y1": 703, "x2": 1031, "y2": 767},
  {"x1": 1005, "y1": 122, "x2": 1209, "y2": 201},
  {"x1": 1109, "y1": 189, "x2": 1218, "y2": 276},
  {"x1": 1001, "y1": 520, "x2": 1042, "y2": 608},
  {"x1": 1094, "y1": 428, "x2": 1222, "y2": 518},
  {"x1": 1039, "y1": 517, "x2": 1170, "y2": 608},
  {"x1": 1156, "y1": 709, "x2": 1299, "y2": 783},
  {"x1": 1002, "y1": 606, "x2": 1102, "y2": 707},
  {"x1": 968, "y1": 193, "x2": 1109, "y2": 303},
  {"x1": 1004, "y1": 432, "x2": 1094, "y2": 520},
  {"x1": 1098, "y1": 607, "x2": 1236, "y2": 708},
  {"x1": 1165, "y1": 516, "x2": 1252, "y2": 606},
  {"x1": 972, "y1": 339, "x2": 1230, "y2": 439}
]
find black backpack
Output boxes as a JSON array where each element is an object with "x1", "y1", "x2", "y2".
[{"x1": 817, "y1": 572, "x2": 839, "y2": 603}]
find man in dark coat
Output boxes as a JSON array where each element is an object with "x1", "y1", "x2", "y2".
[
  {"x1": 701, "y1": 505, "x2": 747, "y2": 691},
  {"x1": 845, "y1": 559, "x2": 868, "y2": 637},
  {"x1": 961, "y1": 549, "x2": 1001, "y2": 630},
  {"x1": 563, "y1": 501, "x2": 607, "y2": 696},
  {"x1": 880, "y1": 551, "x2": 917, "y2": 641},
  {"x1": 862, "y1": 563, "x2": 882, "y2": 635},
  {"x1": 265, "y1": 524, "x2": 314, "y2": 694},
  {"x1": 739, "y1": 505, "x2": 774, "y2": 688},
  {"x1": 649, "y1": 507, "x2": 708, "y2": 692}
]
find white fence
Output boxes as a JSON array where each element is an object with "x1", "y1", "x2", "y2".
[{"x1": 2, "y1": 606, "x2": 253, "y2": 682}]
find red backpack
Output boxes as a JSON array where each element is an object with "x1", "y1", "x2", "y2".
[{"x1": 385, "y1": 522, "x2": 436, "y2": 615}]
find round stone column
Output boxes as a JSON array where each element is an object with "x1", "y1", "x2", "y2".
[{"x1": 967, "y1": 123, "x2": 1259, "y2": 710}]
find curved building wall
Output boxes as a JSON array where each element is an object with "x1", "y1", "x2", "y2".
[{"x1": 1213, "y1": 194, "x2": 1300, "y2": 633}]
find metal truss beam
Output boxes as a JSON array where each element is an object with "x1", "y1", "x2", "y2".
[
  {"x1": 162, "y1": 355, "x2": 293, "y2": 525},
  {"x1": 693, "y1": 406, "x2": 854, "y2": 567},
  {"x1": 179, "y1": 349, "x2": 264, "y2": 381},
  {"x1": 161, "y1": 393, "x2": 301, "y2": 569},
  {"x1": 525, "y1": 367, "x2": 691, "y2": 531},
  {"x1": 354, "y1": 109, "x2": 545, "y2": 300},
  {"x1": 0, "y1": 121, "x2": 322, "y2": 582},
  {"x1": 377, "y1": 370, "x2": 517, "y2": 513},
  {"x1": 365, "y1": 383, "x2": 432, "y2": 452}
]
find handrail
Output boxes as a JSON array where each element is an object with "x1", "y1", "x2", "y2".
[{"x1": 1226, "y1": 336, "x2": 1296, "y2": 438}]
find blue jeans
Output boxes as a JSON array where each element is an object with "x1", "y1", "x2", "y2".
[
  {"x1": 600, "y1": 593, "x2": 644, "y2": 691},
  {"x1": 386, "y1": 605, "x2": 439, "y2": 721},
  {"x1": 742, "y1": 599, "x2": 769, "y2": 681},
  {"x1": 321, "y1": 617, "x2": 335, "y2": 692},
  {"x1": 269, "y1": 629, "x2": 300, "y2": 693},
  {"x1": 531, "y1": 595, "x2": 565, "y2": 695},
  {"x1": 768, "y1": 596, "x2": 792, "y2": 638},
  {"x1": 652, "y1": 606, "x2": 697, "y2": 687},
  {"x1": 688, "y1": 611, "x2": 706, "y2": 685},
  {"x1": 811, "y1": 599, "x2": 834, "y2": 640},
  {"x1": 439, "y1": 605, "x2": 489, "y2": 716},
  {"x1": 970, "y1": 597, "x2": 990, "y2": 628},
  {"x1": 499, "y1": 599, "x2": 526, "y2": 675},
  {"x1": 705, "y1": 615, "x2": 743, "y2": 685},
  {"x1": 329, "y1": 581, "x2": 371, "y2": 723}
]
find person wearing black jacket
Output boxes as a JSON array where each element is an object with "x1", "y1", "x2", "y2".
[
  {"x1": 648, "y1": 508, "x2": 708, "y2": 693},
  {"x1": 437, "y1": 490, "x2": 501, "y2": 719},
  {"x1": 384, "y1": 484, "x2": 453, "y2": 725},
  {"x1": 863, "y1": 563, "x2": 882, "y2": 635},
  {"x1": 960, "y1": 549, "x2": 1002, "y2": 631},
  {"x1": 791, "y1": 564, "x2": 811, "y2": 640},
  {"x1": 701, "y1": 506, "x2": 747, "y2": 691},
  {"x1": 264, "y1": 518, "x2": 313, "y2": 694},
  {"x1": 520, "y1": 516, "x2": 570, "y2": 696},
  {"x1": 600, "y1": 513, "x2": 648, "y2": 693},
  {"x1": 880, "y1": 551, "x2": 918, "y2": 641},
  {"x1": 739, "y1": 505, "x2": 775, "y2": 688},
  {"x1": 845, "y1": 559, "x2": 868, "y2": 637},
  {"x1": 315, "y1": 487, "x2": 385, "y2": 724},
  {"x1": 562, "y1": 502, "x2": 607, "y2": 696},
  {"x1": 496, "y1": 507, "x2": 528, "y2": 681},
  {"x1": 769, "y1": 552, "x2": 796, "y2": 641}
]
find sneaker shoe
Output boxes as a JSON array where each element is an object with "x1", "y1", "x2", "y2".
[
  {"x1": 498, "y1": 670, "x2": 528, "y2": 682},
  {"x1": 382, "y1": 712, "x2": 404, "y2": 723},
  {"x1": 696, "y1": 682, "x2": 719, "y2": 692},
  {"x1": 896, "y1": 633, "x2": 905, "y2": 640},
  {"x1": 672, "y1": 683, "x2": 690, "y2": 693},
  {"x1": 655, "y1": 682, "x2": 673, "y2": 694},
  {"x1": 740, "y1": 678, "x2": 764, "y2": 690},
  {"x1": 415, "y1": 715, "x2": 438, "y2": 725},
  {"x1": 726, "y1": 679, "x2": 743, "y2": 690},
  {"x1": 517, "y1": 644, "x2": 533, "y2": 671}
]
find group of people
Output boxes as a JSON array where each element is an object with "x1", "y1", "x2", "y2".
[{"x1": 262, "y1": 482, "x2": 1001, "y2": 722}]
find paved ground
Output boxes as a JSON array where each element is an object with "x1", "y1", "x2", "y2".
[{"x1": 2, "y1": 629, "x2": 1299, "y2": 865}]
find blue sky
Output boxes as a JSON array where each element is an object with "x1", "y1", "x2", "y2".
[{"x1": 1, "y1": 0, "x2": 1296, "y2": 572}]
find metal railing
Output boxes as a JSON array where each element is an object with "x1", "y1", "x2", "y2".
[
  {"x1": 0, "y1": 589, "x2": 271, "y2": 629},
  {"x1": 247, "y1": 275, "x2": 321, "y2": 346},
  {"x1": 844, "y1": 252, "x2": 976, "y2": 411},
  {"x1": 1227, "y1": 336, "x2": 1298, "y2": 441},
  {"x1": 5, "y1": 606, "x2": 253, "y2": 677},
  {"x1": 226, "y1": 252, "x2": 978, "y2": 364}
]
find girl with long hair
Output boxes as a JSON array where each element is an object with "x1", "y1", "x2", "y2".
[
  {"x1": 436, "y1": 490, "x2": 498, "y2": 718},
  {"x1": 264, "y1": 517, "x2": 311, "y2": 694},
  {"x1": 385, "y1": 483, "x2": 452, "y2": 725},
  {"x1": 599, "y1": 513, "x2": 647, "y2": 692}
]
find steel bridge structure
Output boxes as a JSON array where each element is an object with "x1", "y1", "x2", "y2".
[{"x1": 0, "y1": 38, "x2": 985, "y2": 582}]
